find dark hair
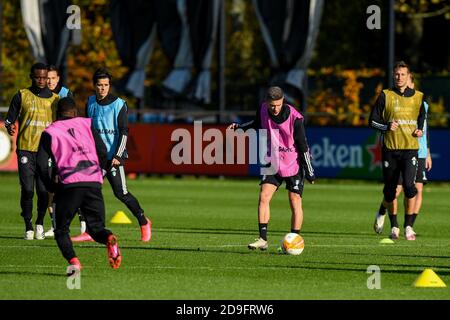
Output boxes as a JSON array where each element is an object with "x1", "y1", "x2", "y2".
[
  {"x1": 265, "y1": 86, "x2": 284, "y2": 101},
  {"x1": 57, "y1": 97, "x2": 77, "y2": 116},
  {"x1": 30, "y1": 62, "x2": 48, "y2": 74},
  {"x1": 393, "y1": 61, "x2": 410, "y2": 73},
  {"x1": 93, "y1": 67, "x2": 112, "y2": 85},
  {"x1": 47, "y1": 64, "x2": 60, "y2": 76}
]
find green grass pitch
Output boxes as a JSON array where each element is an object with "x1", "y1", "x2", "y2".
[{"x1": 0, "y1": 173, "x2": 448, "y2": 300}]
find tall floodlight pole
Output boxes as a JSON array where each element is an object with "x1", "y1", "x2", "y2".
[
  {"x1": 218, "y1": 0, "x2": 226, "y2": 123},
  {"x1": 388, "y1": 0, "x2": 395, "y2": 88}
]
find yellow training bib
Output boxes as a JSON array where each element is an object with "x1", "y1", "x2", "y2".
[
  {"x1": 382, "y1": 89, "x2": 423, "y2": 150},
  {"x1": 17, "y1": 89, "x2": 59, "y2": 152}
]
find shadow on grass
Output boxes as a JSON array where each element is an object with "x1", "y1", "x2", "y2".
[
  {"x1": 0, "y1": 270, "x2": 64, "y2": 278},
  {"x1": 0, "y1": 235, "x2": 26, "y2": 240},
  {"x1": 301, "y1": 230, "x2": 374, "y2": 237},
  {"x1": 296, "y1": 259, "x2": 450, "y2": 272},
  {"x1": 156, "y1": 227, "x2": 256, "y2": 236},
  {"x1": 0, "y1": 227, "x2": 374, "y2": 240},
  {"x1": 265, "y1": 262, "x2": 450, "y2": 275},
  {"x1": 71, "y1": 243, "x2": 450, "y2": 277},
  {"x1": 341, "y1": 251, "x2": 450, "y2": 260},
  {"x1": 73, "y1": 241, "x2": 254, "y2": 255},
  {"x1": 117, "y1": 245, "x2": 255, "y2": 256}
]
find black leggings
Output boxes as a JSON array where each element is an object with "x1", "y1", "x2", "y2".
[
  {"x1": 106, "y1": 165, "x2": 145, "y2": 224},
  {"x1": 17, "y1": 150, "x2": 48, "y2": 226}
]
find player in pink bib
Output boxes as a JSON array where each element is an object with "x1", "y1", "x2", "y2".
[
  {"x1": 228, "y1": 86, "x2": 315, "y2": 250},
  {"x1": 37, "y1": 97, "x2": 122, "y2": 273}
]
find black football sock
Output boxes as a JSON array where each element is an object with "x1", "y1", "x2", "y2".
[
  {"x1": 388, "y1": 214, "x2": 399, "y2": 228},
  {"x1": 35, "y1": 211, "x2": 46, "y2": 226},
  {"x1": 404, "y1": 214, "x2": 416, "y2": 228},
  {"x1": 291, "y1": 229, "x2": 300, "y2": 234},
  {"x1": 24, "y1": 218, "x2": 33, "y2": 231},
  {"x1": 378, "y1": 203, "x2": 387, "y2": 215},
  {"x1": 134, "y1": 210, "x2": 147, "y2": 226},
  {"x1": 411, "y1": 213, "x2": 418, "y2": 227},
  {"x1": 259, "y1": 223, "x2": 268, "y2": 241}
]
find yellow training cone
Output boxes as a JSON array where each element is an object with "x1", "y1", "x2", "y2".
[
  {"x1": 379, "y1": 238, "x2": 395, "y2": 244},
  {"x1": 110, "y1": 210, "x2": 132, "y2": 224},
  {"x1": 413, "y1": 268, "x2": 447, "y2": 288}
]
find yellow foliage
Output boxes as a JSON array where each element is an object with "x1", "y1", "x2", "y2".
[
  {"x1": 307, "y1": 68, "x2": 383, "y2": 126},
  {"x1": 307, "y1": 68, "x2": 448, "y2": 128},
  {"x1": 1, "y1": 0, "x2": 35, "y2": 105}
]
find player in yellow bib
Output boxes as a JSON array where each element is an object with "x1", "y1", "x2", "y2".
[
  {"x1": 4, "y1": 63, "x2": 59, "y2": 240},
  {"x1": 369, "y1": 61, "x2": 426, "y2": 240}
]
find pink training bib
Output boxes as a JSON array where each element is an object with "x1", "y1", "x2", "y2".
[
  {"x1": 45, "y1": 117, "x2": 103, "y2": 185},
  {"x1": 260, "y1": 103, "x2": 303, "y2": 177}
]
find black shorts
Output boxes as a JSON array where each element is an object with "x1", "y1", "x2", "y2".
[
  {"x1": 260, "y1": 169, "x2": 305, "y2": 196},
  {"x1": 397, "y1": 158, "x2": 427, "y2": 185},
  {"x1": 382, "y1": 149, "x2": 418, "y2": 201}
]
